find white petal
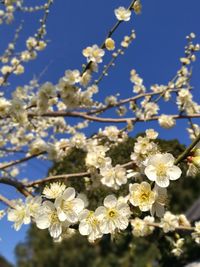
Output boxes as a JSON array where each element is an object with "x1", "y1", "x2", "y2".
[
  {"x1": 43, "y1": 200, "x2": 55, "y2": 212},
  {"x1": 7, "y1": 210, "x2": 18, "y2": 222},
  {"x1": 65, "y1": 211, "x2": 78, "y2": 223},
  {"x1": 129, "y1": 183, "x2": 139, "y2": 193},
  {"x1": 103, "y1": 195, "x2": 117, "y2": 208},
  {"x1": 144, "y1": 165, "x2": 157, "y2": 181},
  {"x1": 23, "y1": 215, "x2": 31, "y2": 225},
  {"x1": 35, "y1": 215, "x2": 50, "y2": 229},
  {"x1": 156, "y1": 176, "x2": 169, "y2": 188},
  {"x1": 167, "y1": 166, "x2": 182, "y2": 180},
  {"x1": 79, "y1": 209, "x2": 90, "y2": 221},
  {"x1": 116, "y1": 217, "x2": 129, "y2": 230},
  {"x1": 108, "y1": 220, "x2": 116, "y2": 233},
  {"x1": 49, "y1": 223, "x2": 62, "y2": 239},
  {"x1": 72, "y1": 198, "x2": 84, "y2": 214},
  {"x1": 95, "y1": 206, "x2": 106, "y2": 219},
  {"x1": 14, "y1": 221, "x2": 23, "y2": 231},
  {"x1": 57, "y1": 208, "x2": 67, "y2": 222},
  {"x1": 54, "y1": 196, "x2": 62, "y2": 209},
  {"x1": 117, "y1": 203, "x2": 131, "y2": 217},
  {"x1": 147, "y1": 154, "x2": 162, "y2": 165},
  {"x1": 63, "y1": 187, "x2": 75, "y2": 201},
  {"x1": 100, "y1": 220, "x2": 112, "y2": 234},
  {"x1": 161, "y1": 153, "x2": 175, "y2": 165},
  {"x1": 79, "y1": 222, "x2": 91, "y2": 236}
]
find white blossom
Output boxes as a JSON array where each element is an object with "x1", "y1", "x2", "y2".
[
  {"x1": 144, "y1": 153, "x2": 182, "y2": 188},
  {"x1": 79, "y1": 209, "x2": 102, "y2": 242},
  {"x1": 35, "y1": 200, "x2": 64, "y2": 239},
  {"x1": 129, "y1": 182, "x2": 156, "y2": 211},
  {"x1": 54, "y1": 187, "x2": 84, "y2": 223},
  {"x1": 95, "y1": 195, "x2": 131, "y2": 234},
  {"x1": 115, "y1": 7, "x2": 131, "y2": 21},
  {"x1": 161, "y1": 211, "x2": 179, "y2": 233},
  {"x1": 100, "y1": 164, "x2": 127, "y2": 189},
  {"x1": 43, "y1": 182, "x2": 66, "y2": 199}
]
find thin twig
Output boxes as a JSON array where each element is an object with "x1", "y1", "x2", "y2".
[
  {"x1": 0, "y1": 194, "x2": 15, "y2": 208},
  {"x1": 175, "y1": 133, "x2": 200, "y2": 165}
]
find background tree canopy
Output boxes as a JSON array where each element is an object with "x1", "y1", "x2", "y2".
[
  {"x1": 14, "y1": 136, "x2": 200, "y2": 267},
  {"x1": 0, "y1": 256, "x2": 13, "y2": 267}
]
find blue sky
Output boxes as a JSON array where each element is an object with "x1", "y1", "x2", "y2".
[{"x1": 0, "y1": 0, "x2": 200, "y2": 264}]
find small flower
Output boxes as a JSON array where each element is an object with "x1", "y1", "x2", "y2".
[
  {"x1": 70, "y1": 132, "x2": 87, "y2": 149},
  {"x1": 129, "y1": 182, "x2": 156, "y2": 211},
  {"x1": 145, "y1": 129, "x2": 158, "y2": 140},
  {"x1": 79, "y1": 209, "x2": 102, "y2": 242},
  {"x1": 95, "y1": 195, "x2": 131, "y2": 234},
  {"x1": 0, "y1": 97, "x2": 11, "y2": 117},
  {"x1": 100, "y1": 126, "x2": 120, "y2": 142},
  {"x1": 35, "y1": 200, "x2": 64, "y2": 239},
  {"x1": 7, "y1": 200, "x2": 28, "y2": 231},
  {"x1": 161, "y1": 211, "x2": 178, "y2": 233},
  {"x1": 83, "y1": 45, "x2": 105, "y2": 63},
  {"x1": 26, "y1": 196, "x2": 42, "y2": 218},
  {"x1": 144, "y1": 153, "x2": 182, "y2": 188},
  {"x1": 54, "y1": 187, "x2": 84, "y2": 223},
  {"x1": 114, "y1": 7, "x2": 131, "y2": 21},
  {"x1": 29, "y1": 138, "x2": 47, "y2": 155},
  {"x1": 158, "y1": 114, "x2": 176, "y2": 129},
  {"x1": 7, "y1": 197, "x2": 42, "y2": 231},
  {"x1": 85, "y1": 145, "x2": 110, "y2": 169},
  {"x1": 133, "y1": 0, "x2": 142, "y2": 14},
  {"x1": 171, "y1": 238, "x2": 184, "y2": 257},
  {"x1": 131, "y1": 216, "x2": 154, "y2": 237},
  {"x1": 63, "y1": 70, "x2": 80, "y2": 85},
  {"x1": 100, "y1": 164, "x2": 127, "y2": 189},
  {"x1": 43, "y1": 182, "x2": 66, "y2": 199},
  {"x1": 105, "y1": 38, "x2": 115, "y2": 51},
  {"x1": 131, "y1": 217, "x2": 145, "y2": 237}
]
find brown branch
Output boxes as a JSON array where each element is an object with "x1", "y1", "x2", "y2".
[
  {"x1": 28, "y1": 111, "x2": 200, "y2": 124},
  {"x1": 147, "y1": 222, "x2": 194, "y2": 232},
  {"x1": 87, "y1": 89, "x2": 180, "y2": 115},
  {"x1": 0, "y1": 194, "x2": 15, "y2": 208},
  {"x1": 27, "y1": 172, "x2": 90, "y2": 187},
  {"x1": 0, "y1": 177, "x2": 32, "y2": 196},
  {"x1": 0, "y1": 152, "x2": 44, "y2": 171}
]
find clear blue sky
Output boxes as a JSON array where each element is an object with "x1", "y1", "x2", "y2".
[{"x1": 0, "y1": 0, "x2": 200, "y2": 264}]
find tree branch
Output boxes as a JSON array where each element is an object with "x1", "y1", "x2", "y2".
[
  {"x1": 0, "y1": 177, "x2": 33, "y2": 197},
  {"x1": 175, "y1": 133, "x2": 200, "y2": 165},
  {"x1": 28, "y1": 111, "x2": 200, "y2": 124},
  {"x1": 0, "y1": 194, "x2": 15, "y2": 209}
]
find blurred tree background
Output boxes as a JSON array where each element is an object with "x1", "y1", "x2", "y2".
[
  {"x1": 14, "y1": 136, "x2": 200, "y2": 267},
  {"x1": 0, "y1": 256, "x2": 13, "y2": 267}
]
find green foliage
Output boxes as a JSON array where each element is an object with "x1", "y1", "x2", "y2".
[
  {"x1": 15, "y1": 137, "x2": 200, "y2": 267},
  {"x1": 0, "y1": 255, "x2": 13, "y2": 267}
]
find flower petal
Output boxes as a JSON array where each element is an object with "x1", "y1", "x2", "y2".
[
  {"x1": 156, "y1": 176, "x2": 169, "y2": 188},
  {"x1": 167, "y1": 166, "x2": 182, "y2": 180},
  {"x1": 63, "y1": 187, "x2": 76, "y2": 201},
  {"x1": 103, "y1": 195, "x2": 117, "y2": 208},
  {"x1": 144, "y1": 165, "x2": 157, "y2": 181}
]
